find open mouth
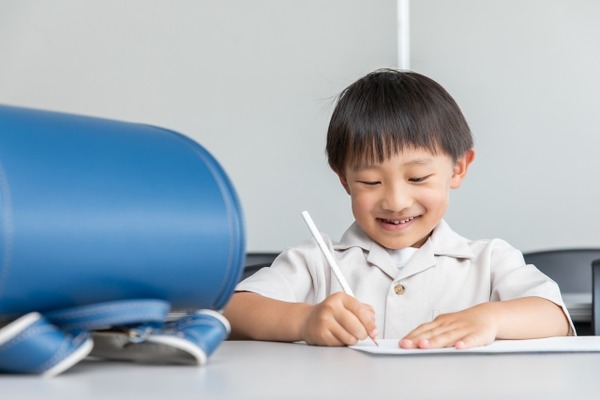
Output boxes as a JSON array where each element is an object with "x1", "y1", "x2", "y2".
[{"x1": 379, "y1": 216, "x2": 416, "y2": 225}]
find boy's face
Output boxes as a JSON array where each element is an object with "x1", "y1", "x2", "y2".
[{"x1": 339, "y1": 148, "x2": 474, "y2": 249}]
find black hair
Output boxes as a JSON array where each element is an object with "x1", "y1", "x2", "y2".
[{"x1": 326, "y1": 69, "x2": 473, "y2": 174}]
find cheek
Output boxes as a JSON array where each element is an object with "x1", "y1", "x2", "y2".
[
  {"x1": 418, "y1": 187, "x2": 450, "y2": 208},
  {"x1": 350, "y1": 191, "x2": 375, "y2": 213}
]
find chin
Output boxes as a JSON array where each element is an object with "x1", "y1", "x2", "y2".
[
  {"x1": 374, "y1": 232, "x2": 430, "y2": 249},
  {"x1": 378, "y1": 239, "x2": 416, "y2": 250}
]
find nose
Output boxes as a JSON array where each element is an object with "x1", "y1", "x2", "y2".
[{"x1": 380, "y1": 182, "x2": 412, "y2": 212}]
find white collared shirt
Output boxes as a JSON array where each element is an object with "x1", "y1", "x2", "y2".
[
  {"x1": 387, "y1": 247, "x2": 418, "y2": 271},
  {"x1": 236, "y1": 220, "x2": 574, "y2": 338}
]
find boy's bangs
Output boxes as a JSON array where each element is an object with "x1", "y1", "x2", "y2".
[{"x1": 345, "y1": 126, "x2": 439, "y2": 171}]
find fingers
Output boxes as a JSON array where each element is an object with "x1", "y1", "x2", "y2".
[
  {"x1": 399, "y1": 321, "x2": 460, "y2": 349},
  {"x1": 400, "y1": 325, "x2": 474, "y2": 349},
  {"x1": 341, "y1": 296, "x2": 378, "y2": 340},
  {"x1": 303, "y1": 293, "x2": 377, "y2": 346},
  {"x1": 399, "y1": 310, "x2": 496, "y2": 349}
]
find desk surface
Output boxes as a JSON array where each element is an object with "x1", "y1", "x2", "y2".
[{"x1": 3, "y1": 340, "x2": 600, "y2": 400}]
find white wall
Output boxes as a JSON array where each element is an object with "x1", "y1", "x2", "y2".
[
  {"x1": 0, "y1": 0, "x2": 397, "y2": 252},
  {"x1": 411, "y1": 0, "x2": 600, "y2": 251},
  {"x1": 2, "y1": 1, "x2": 597, "y2": 254}
]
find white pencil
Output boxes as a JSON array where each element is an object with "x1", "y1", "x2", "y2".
[{"x1": 301, "y1": 210, "x2": 378, "y2": 346}]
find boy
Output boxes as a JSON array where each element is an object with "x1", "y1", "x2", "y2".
[{"x1": 224, "y1": 69, "x2": 572, "y2": 349}]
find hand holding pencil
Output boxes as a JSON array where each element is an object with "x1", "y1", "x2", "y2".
[{"x1": 301, "y1": 211, "x2": 379, "y2": 346}]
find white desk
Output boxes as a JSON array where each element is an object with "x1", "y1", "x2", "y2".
[{"x1": 2, "y1": 340, "x2": 600, "y2": 399}]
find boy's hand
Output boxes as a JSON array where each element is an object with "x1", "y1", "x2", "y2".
[
  {"x1": 398, "y1": 303, "x2": 498, "y2": 350},
  {"x1": 300, "y1": 292, "x2": 377, "y2": 346}
]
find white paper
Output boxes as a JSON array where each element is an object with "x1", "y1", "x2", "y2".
[{"x1": 350, "y1": 336, "x2": 600, "y2": 355}]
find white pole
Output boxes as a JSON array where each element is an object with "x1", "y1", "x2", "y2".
[{"x1": 397, "y1": 0, "x2": 410, "y2": 70}]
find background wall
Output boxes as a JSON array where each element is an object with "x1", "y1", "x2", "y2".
[
  {"x1": 1, "y1": 1, "x2": 598, "y2": 253},
  {"x1": 0, "y1": 0, "x2": 397, "y2": 252},
  {"x1": 411, "y1": 0, "x2": 600, "y2": 251}
]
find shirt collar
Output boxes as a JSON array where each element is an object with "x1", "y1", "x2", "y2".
[{"x1": 334, "y1": 220, "x2": 474, "y2": 279}]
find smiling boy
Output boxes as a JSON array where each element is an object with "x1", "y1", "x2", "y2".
[{"x1": 224, "y1": 69, "x2": 572, "y2": 348}]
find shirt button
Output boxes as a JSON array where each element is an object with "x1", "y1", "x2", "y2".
[{"x1": 394, "y1": 283, "x2": 405, "y2": 295}]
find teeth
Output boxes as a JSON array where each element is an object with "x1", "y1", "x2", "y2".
[{"x1": 388, "y1": 217, "x2": 414, "y2": 225}]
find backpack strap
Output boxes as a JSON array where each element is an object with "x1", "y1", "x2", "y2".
[
  {"x1": 0, "y1": 312, "x2": 93, "y2": 377},
  {"x1": 0, "y1": 300, "x2": 229, "y2": 375},
  {"x1": 44, "y1": 299, "x2": 170, "y2": 331}
]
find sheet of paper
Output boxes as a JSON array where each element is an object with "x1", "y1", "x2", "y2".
[{"x1": 350, "y1": 336, "x2": 600, "y2": 355}]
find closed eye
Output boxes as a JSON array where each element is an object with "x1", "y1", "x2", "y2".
[
  {"x1": 408, "y1": 175, "x2": 431, "y2": 183},
  {"x1": 358, "y1": 181, "x2": 381, "y2": 186}
]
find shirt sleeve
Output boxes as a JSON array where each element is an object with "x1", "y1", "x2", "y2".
[
  {"x1": 487, "y1": 239, "x2": 576, "y2": 335},
  {"x1": 235, "y1": 238, "x2": 331, "y2": 304}
]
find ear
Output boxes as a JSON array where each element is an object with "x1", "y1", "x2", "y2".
[
  {"x1": 450, "y1": 148, "x2": 475, "y2": 189},
  {"x1": 338, "y1": 173, "x2": 351, "y2": 195}
]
